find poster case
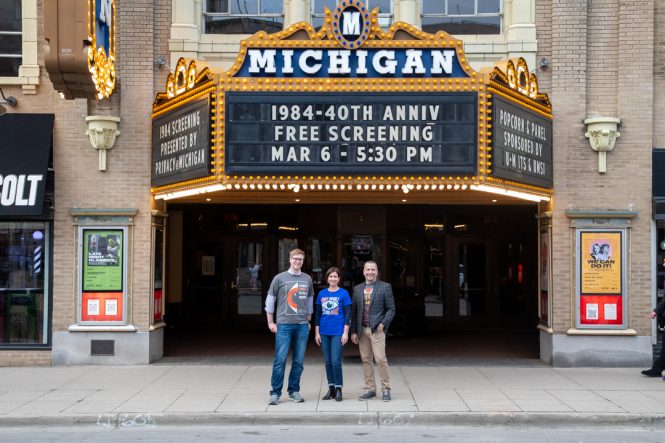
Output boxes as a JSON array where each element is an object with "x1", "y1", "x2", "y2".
[
  {"x1": 576, "y1": 229, "x2": 626, "y2": 329},
  {"x1": 539, "y1": 227, "x2": 551, "y2": 327},
  {"x1": 78, "y1": 227, "x2": 128, "y2": 325}
]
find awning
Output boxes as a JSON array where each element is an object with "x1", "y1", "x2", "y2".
[{"x1": 0, "y1": 114, "x2": 55, "y2": 216}]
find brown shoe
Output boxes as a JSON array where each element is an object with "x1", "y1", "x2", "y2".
[{"x1": 358, "y1": 390, "x2": 376, "y2": 400}]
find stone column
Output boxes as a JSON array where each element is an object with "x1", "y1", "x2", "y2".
[
  {"x1": 505, "y1": 0, "x2": 537, "y2": 68},
  {"x1": 285, "y1": 0, "x2": 309, "y2": 26},
  {"x1": 397, "y1": 0, "x2": 419, "y2": 27},
  {"x1": 170, "y1": 0, "x2": 200, "y2": 63}
]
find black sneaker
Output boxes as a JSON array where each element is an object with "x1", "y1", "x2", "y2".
[
  {"x1": 382, "y1": 390, "x2": 391, "y2": 402},
  {"x1": 358, "y1": 390, "x2": 376, "y2": 400},
  {"x1": 641, "y1": 369, "x2": 662, "y2": 377}
]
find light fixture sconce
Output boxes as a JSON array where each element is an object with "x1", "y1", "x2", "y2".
[
  {"x1": 0, "y1": 86, "x2": 18, "y2": 116},
  {"x1": 85, "y1": 115, "x2": 121, "y2": 171},
  {"x1": 584, "y1": 117, "x2": 620, "y2": 174}
]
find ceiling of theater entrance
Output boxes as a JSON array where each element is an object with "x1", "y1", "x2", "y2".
[{"x1": 167, "y1": 190, "x2": 539, "y2": 205}]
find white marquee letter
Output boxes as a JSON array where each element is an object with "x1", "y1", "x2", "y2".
[
  {"x1": 248, "y1": 49, "x2": 277, "y2": 74},
  {"x1": 402, "y1": 49, "x2": 426, "y2": 74},
  {"x1": 373, "y1": 50, "x2": 397, "y2": 75},
  {"x1": 431, "y1": 50, "x2": 454, "y2": 74},
  {"x1": 300, "y1": 50, "x2": 322, "y2": 74}
]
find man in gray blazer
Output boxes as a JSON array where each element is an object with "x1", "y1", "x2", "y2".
[{"x1": 350, "y1": 261, "x2": 396, "y2": 401}]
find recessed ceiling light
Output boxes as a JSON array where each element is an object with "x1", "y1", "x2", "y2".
[
  {"x1": 492, "y1": 199, "x2": 497, "y2": 203},
  {"x1": 205, "y1": 198, "x2": 211, "y2": 202},
  {"x1": 402, "y1": 199, "x2": 407, "y2": 203},
  {"x1": 295, "y1": 199, "x2": 300, "y2": 202}
]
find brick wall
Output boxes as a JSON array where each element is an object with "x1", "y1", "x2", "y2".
[
  {"x1": 2, "y1": 1, "x2": 160, "y2": 365},
  {"x1": 0, "y1": 351, "x2": 51, "y2": 367},
  {"x1": 655, "y1": 0, "x2": 665, "y2": 148},
  {"x1": 50, "y1": 0, "x2": 156, "y2": 333},
  {"x1": 544, "y1": 0, "x2": 654, "y2": 334}
]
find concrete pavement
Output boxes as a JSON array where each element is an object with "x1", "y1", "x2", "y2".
[{"x1": 2, "y1": 362, "x2": 665, "y2": 428}]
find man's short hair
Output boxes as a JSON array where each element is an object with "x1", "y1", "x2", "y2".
[
  {"x1": 290, "y1": 248, "x2": 306, "y2": 259},
  {"x1": 364, "y1": 260, "x2": 378, "y2": 270}
]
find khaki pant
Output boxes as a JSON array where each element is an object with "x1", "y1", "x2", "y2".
[{"x1": 358, "y1": 326, "x2": 390, "y2": 392}]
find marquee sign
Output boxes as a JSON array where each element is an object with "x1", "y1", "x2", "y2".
[
  {"x1": 488, "y1": 59, "x2": 553, "y2": 188},
  {"x1": 88, "y1": 0, "x2": 117, "y2": 99},
  {"x1": 44, "y1": 0, "x2": 116, "y2": 100},
  {"x1": 151, "y1": 1, "x2": 552, "y2": 201},
  {"x1": 151, "y1": 59, "x2": 216, "y2": 187},
  {"x1": 225, "y1": 92, "x2": 477, "y2": 175},
  {"x1": 212, "y1": 1, "x2": 481, "y2": 184}
]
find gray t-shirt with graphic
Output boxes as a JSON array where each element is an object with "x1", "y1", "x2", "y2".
[{"x1": 265, "y1": 271, "x2": 314, "y2": 325}]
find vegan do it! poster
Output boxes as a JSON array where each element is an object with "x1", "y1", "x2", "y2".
[{"x1": 580, "y1": 231, "x2": 621, "y2": 295}]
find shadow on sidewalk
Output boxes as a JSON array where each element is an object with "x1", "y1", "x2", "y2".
[{"x1": 158, "y1": 328, "x2": 541, "y2": 366}]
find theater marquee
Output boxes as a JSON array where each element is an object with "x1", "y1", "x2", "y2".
[{"x1": 151, "y1": 0, "x2": 552, "y2": 202}]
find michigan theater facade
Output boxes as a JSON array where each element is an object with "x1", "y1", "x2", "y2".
[{"x1": 0, "y1": 0, "x2": 660, "y2": 367}]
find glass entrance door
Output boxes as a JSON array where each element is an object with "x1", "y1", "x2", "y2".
[
  {"x1": 424, "y1": 237, "x2": 446, "y2": 331},
  {"x1": 233, "y1": 239, "x2": 267, "y2": 324},
  {"x1": 454, "y1": 240, "x2": 487, "y2": 327}
]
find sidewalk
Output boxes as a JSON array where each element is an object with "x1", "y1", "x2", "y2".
[{"x1": 2, "y1": 361, "x2": 665, "y2": 428}]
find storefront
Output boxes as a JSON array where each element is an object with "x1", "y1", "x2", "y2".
[
  {"x1": 0, "y1": 114, "x2": 54, "y2": 348},
  {"x1": 152, "y1": 2, "x2": 553, "y2": 348},
  {"x1": 1, "y1": 0, "x2": 652, "y2": 368}
]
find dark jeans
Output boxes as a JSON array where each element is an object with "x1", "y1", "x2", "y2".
[
  {"x1": 320, "y1": 334, "x2": 343, "y2": 387},
  {"x1": 270, "y1": 323, "x2": 309, "y2": 396},
  {"x1": 651, "y1": 332, "x2": 665, "y2": 371}
]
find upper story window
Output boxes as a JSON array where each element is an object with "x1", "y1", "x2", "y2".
[
  {"x1": 421, "y1": 0, "x2": 501, "y2": 35},
  {"x1": 0, "y1": 0, "x2": 22, "y2": 77},
  {"x1": 204, "y1": 0, "x2": 284, "y2": 34},
  {"x1": 312, "y1": 0, "x2": 392, "y2": 31}
]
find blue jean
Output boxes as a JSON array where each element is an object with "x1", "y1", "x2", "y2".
[
  {"x1": 270, "y1": 323, "x2": 309, "y2": 396},
  {"x1": 320, "y1": 334, "x2": 343, "y2": 387}
]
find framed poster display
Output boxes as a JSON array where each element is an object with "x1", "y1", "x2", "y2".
[
  {"x1": 539, "y1": 229, "x2": 551, "y2": 326},
  {"x1": 201, "y1": 256, "x2": 215, "y2": 276},
  {"x1": 78, "y1": 227, "x2": 127, "y2": 324},
  {"x1": 151, "y1": 224, "x2": 165, "y2": 324},
  {"x1": 576, "y1": 229, "x2": 625, "y2": 328}
]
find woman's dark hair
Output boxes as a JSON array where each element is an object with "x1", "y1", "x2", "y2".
[{"x1": 325, "y1": 266, "x2": 341, "y2": 281}]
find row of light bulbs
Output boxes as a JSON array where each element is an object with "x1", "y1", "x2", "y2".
[{"x1": 156, "y1": 181, "x2": 549, "y2": 202}]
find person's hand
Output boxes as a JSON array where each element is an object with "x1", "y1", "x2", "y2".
[
  {"x1": 377, "y1": 323, "x2": 384, "y2": 332},
  {"x1": 315, "y1": 333, "x2": 321, "y2": 346},
  {"x1": 650, "y1": 311, "x2": 657, "y2": 320},
  {"x1": 268, "y1": 323, "x2": 277, "y2": 333},
  {"x1": 341, "y1": 333, "x2": 348, "y2": 346},
  {"x1": 351, "y1": 333, "x2": 358, "y2": 345}
]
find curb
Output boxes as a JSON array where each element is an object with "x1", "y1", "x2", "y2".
[{"x1": 2, "y1": 412, "x2": 665, "y2": 429}]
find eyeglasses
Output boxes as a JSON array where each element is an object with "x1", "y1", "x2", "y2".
[{"x1": 291, "y1": 257, "x2": 304, "y2": 261}]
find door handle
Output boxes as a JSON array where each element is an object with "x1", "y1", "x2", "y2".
[{"x1": 230, "y1": 280, "x2": 237, "y2": 289}]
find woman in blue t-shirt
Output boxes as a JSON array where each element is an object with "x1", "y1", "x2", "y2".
[{"x1": 314, "y1": 266, "x2": 352, "y2": 402}]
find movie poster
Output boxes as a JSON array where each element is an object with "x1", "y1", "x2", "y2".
[
  {"x1": 580, "y1": 231, "x2": 621, "y2": 294},
  {"x1": 579, "y1": 230, "x2": 623, "y2": 327},
  {"x1": 83, "y1": 229, "x2": 123, "y2": 291},
  {"x1": 539, "y1": 230, "x2": 550, "y2": 325}
]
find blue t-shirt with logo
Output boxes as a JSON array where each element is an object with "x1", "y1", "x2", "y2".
[{"x1": 316, "y1": 288, "x2": 352, "y2": 336}]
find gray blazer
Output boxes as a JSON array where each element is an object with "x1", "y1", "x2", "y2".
[{"x1": 351, "y1": 280, "x2": 396, "y2": 335}]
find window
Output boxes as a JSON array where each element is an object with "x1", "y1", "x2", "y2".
[
  {"x1": 0, "y1": 222, "x2": 50, "y2": 345},
  {"x1": 204, "y1": 0, "x2": 284, "y2": 34},
  {"x1": 0, "y1": 0, "x2": 21, "y2": 77},
  {"x1": 421, "y1": 0, "x2": 501, "y2": 35},
  {"x1": 312, "y1": 0, "x2": 392, "y2": 30}
]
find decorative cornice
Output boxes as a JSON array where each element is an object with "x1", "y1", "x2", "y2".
[{"x1": 487, "y1": 58, "x2": 551, "y2": 110}]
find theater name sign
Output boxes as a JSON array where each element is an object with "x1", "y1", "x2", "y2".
[{"x1": 151, "y1": 0, "x2": 552, "y2": 203}]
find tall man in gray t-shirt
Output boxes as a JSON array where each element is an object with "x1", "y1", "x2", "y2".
[{"x1": 265, "y1": 248, "x2": 314, "y2": 405}]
